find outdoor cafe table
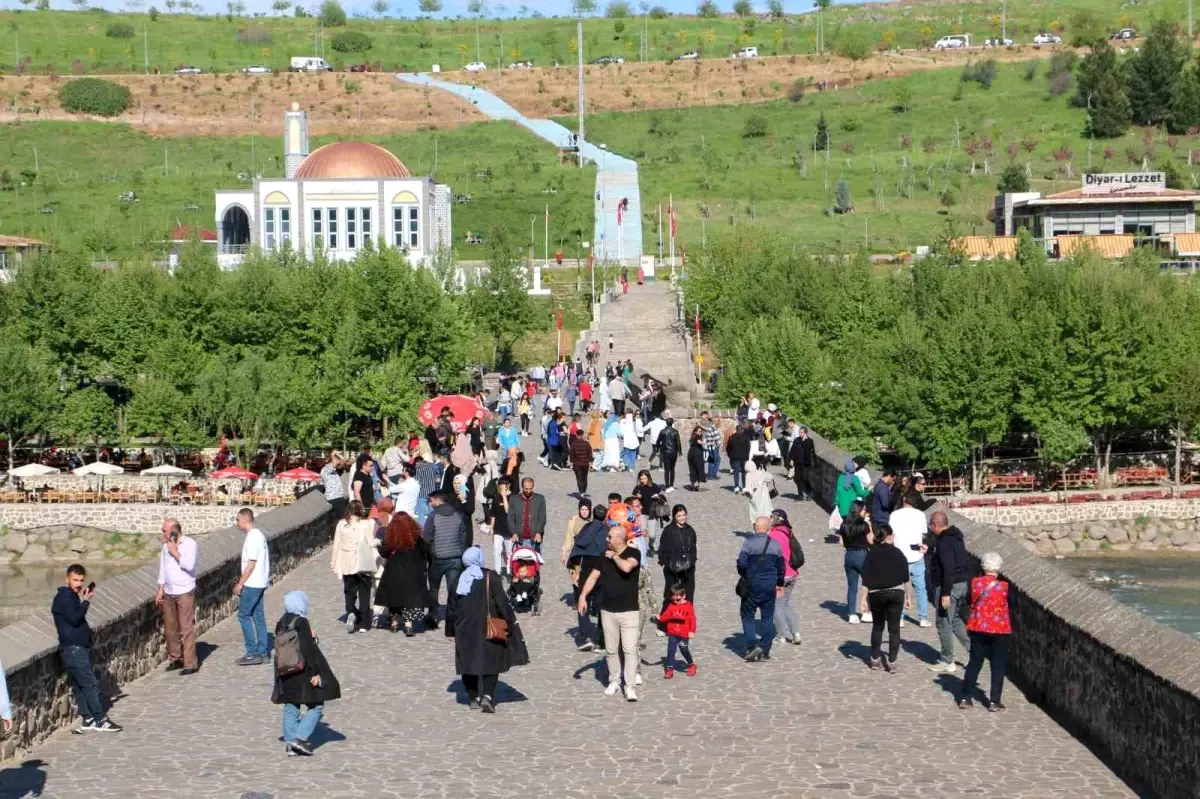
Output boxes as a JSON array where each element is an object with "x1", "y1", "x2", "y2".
[
  {"x1": 984, "y1": 474, "x2": 1036, "y2": 492},
  {"x1": 1115, "y1": 466, "x2": 1168, "y2": 486}
]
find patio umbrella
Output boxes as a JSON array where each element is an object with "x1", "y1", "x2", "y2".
[
  {"x1": 73, "y1": 462, "x2": 125, "y2": 476},
  {"x1": 210, "y1": 466, "x2": 259, "y2": 480},
  {"x1": 276, "y1": 467, "x2": 320, "y2": 482},
  {"x1": 141, "y1": 465, "x2": 194, "y2": 476},
  {"x1": 418, "y1": 394, "x2": 486, "y2": 434},
  {"x1": 9, "y1": 463, "x2": 60, "y2": 477}
]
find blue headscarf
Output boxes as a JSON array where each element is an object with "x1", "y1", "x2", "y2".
[
  {"x1": 456, "y1": 546, "x2": 485, "y2": 596},
  {"x1": 283, "y1": 590, "x2": 309, "y2": 618},
  {"x1": 839, "y1": 459, "x2": 856, "y2": 491}
]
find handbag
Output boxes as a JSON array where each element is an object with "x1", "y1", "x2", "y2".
[
  {"x1": 353, "y1": 523, "x2": 377, "y2": 574},
  {"x1": 735, "y1": 535, "x2": 772, "y2": 599},
  {"x1": 648, "y1": 495, "x2": 670, "y2": 521},
  {"x1": 484, "y1": 572, "x2": 509, "y2": 642},
  {"x1": 665, "y1": 526, "x2": 694, "y2": 574}
]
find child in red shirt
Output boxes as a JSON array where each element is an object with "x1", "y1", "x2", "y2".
[{"x1": 656, "y1": 583, "x2": 697, "y2": 678}]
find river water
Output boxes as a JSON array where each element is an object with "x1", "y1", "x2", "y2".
[
  {"x1": 1056, "y1": 554, "x2": 1200, "y2": 641},
  {"x1": 0, "y1": 563, "x2": 141, "y2": 628}
]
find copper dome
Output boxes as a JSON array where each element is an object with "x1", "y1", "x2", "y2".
[{"x1": 293, "y1": 141, "x2": 411, "y2": 179}]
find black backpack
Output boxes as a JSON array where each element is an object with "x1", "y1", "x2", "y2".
[{"x1": 786, "y1": 527, "x2": 805, "y2": 570}]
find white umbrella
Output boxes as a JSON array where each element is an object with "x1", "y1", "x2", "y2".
[
  {"x1": 73, "y1": 462, "x2": 125, "y2": 476},
  {"x1": 9, "y1": 463, "x2": 59, "y2": 477},
  {"x1": 140, "y1": 465, "x2": 193, "y2": 476}
]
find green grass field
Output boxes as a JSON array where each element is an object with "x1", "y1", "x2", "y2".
[
  {"x1": 0, "y1": 118, "x2": 593, "y2": 259},
  {"x1": 578, "y1": 60, "x2": 1198, "y2": 254},
  {"x1": 0, "y1": 0, "x2": 1181, "y2": 76}
]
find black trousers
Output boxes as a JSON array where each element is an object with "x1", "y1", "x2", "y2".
[
  {"x1": 462, "y1": 673, "x2": 498, "y2": 700},
  {"x1": 867, "y1": 588, "x2": 904, "y2": 662},
  {"x1": 793, "y1": 465, "x2": 811, "y2": 499},
  {"x1": 662, "y1": 456, "x2": 677, "y2": 489},
  {"x1": 962, "y1": 631, "x2": 1009, "y2": 704},
  {"x1": 342, "y1": 573, "x2": 372, "y2": 630},
  {"x1": 328, "y1": 496, "x2": 348, "y2": 524},
  {"x1": 574, "y1": 466, "x2": 589, "y2": 495},
  {"x1": 521, "y1": 413, "x2": 530, "y2": 434},
  {"x1": 661, "y1": 567, "x2": 695, "y2": 611},
  {"x1": 613, "y1": 399, "x2": 625, "y2": 416}
]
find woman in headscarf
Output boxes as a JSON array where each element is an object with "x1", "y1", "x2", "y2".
[
  {"x1": 453, "y1": 547, "x2": 529, "y2": 713},
  {"x1": 745, "y1": 456, "x2": 776, "y2": 529},
  {"x1": 601, "y1": 411, "x2": 622, "y2": 472},
  {"x1": 835, "y1": 458, "x2": 870, "y2": 519},
  {"x1": 686, "y1": 424, "x2": 707, "y2": 492},
  {"x1": 452, "y1": 430, "x2": 475, "y2": 476},
  {"x1": 374, "y1": 512, "x2": 431, "y2": 636},
  {"x1": 272, "y1": 591, "x2": 341, "y2": 757},
  {"x1": 451, "y1": 473, "x2": 475, "y2": 533}
]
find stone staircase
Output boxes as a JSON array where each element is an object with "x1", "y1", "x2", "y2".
[{"x1": 577, "y1": 281, "x2": 697, "y2": 407}]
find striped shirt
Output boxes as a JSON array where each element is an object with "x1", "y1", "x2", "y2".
[{"x1": 414, "y1": 461, "x2": 438, "y2": 499}]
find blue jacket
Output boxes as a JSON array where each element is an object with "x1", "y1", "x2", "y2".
[
  {"x1": 569, "y1": 520, "x2": 608, "y2": 560},
  {"x1": 52, "y1": 586, "x2": 93, "y2": 648},
  {"x1": 736, "y1": 534, "x2": 785, "y2": 602},
  {"x1": 498, "y1": 426, "x2": 520, "y2": 451},
  {"x1": 869, "y1": 480, "x2": 892, "y2": 526}
]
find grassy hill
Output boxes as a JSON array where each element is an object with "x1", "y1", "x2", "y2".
[{"x1": 0, "y1": 0, "x2": 1182, "y2": 76}]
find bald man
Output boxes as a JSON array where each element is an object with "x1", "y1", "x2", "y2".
[
  {"x1": 927, "y1": 511, "x2": 971, "y2": 673},
  {"x1": 736, "y1": 516, "x2": 786, "y2": 663},
  {"x1": 156, "y1": 517, "x2": 199, "y2": 674}
]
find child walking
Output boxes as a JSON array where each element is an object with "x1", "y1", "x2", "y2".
[{"x1": 657, "y1": 583, "x2": 697, "y2": 678}]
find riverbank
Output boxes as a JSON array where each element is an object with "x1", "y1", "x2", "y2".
[{"x1": 1053, "y1": 551, "x2": 1200, "y2": 640}]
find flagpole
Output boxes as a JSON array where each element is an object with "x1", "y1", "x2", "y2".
[
  {"x1": 544, "y1": 204, "x2": 549, "y2": 269},
  {"x1": 657, "y1": 204, "x2": 663, "y2": 264},
  {"x1": 669, "y1": 193, "x2": 676, "y2": 278},
  {"x1": 695, "y1": 303, "x2": 702, "y2": 384}
]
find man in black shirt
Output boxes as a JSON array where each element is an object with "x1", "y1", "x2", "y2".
[
  {"x1": 52, "y1": 564, "x2": 121, "y2": 733},
  {"x1": 578, "y1": 525, "x2": 642, "y2": 702}
]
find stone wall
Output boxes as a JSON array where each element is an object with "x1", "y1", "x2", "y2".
[
  {"x1": 800, "y1": 430, "x2": 1200, "y2": 799},
  {"x1": 0, "y1": 490, "x2": 336, "y2": 761},
  {"x1": 0, "y1": 504, "x2": 241, "y2": 539},
  {"x1": 956, "y1": 498, "x2": 1200, "y2": 528},
  {"x1": 993, "y1": 517, "x2": 1200, "y2": 556}
]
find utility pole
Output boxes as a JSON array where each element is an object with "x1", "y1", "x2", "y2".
[
  {"x1": 577, "y1": 20, "x2": 585, "y2": 160},
  {"x1": 1001, "y1": 0, "x2": 1007, "y2": 42},
  {"x1": 143, "y1": 23, "x2": 149, "y2": 75}
]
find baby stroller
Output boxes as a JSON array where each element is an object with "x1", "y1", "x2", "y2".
[{"x1": 507, "y1": 543, "x2": 544, "y2": 615}]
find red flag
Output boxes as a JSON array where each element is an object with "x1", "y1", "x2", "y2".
[
  {"x1": 694, "y1": 307, "x2": 700, "y2": 333},
  {"x1": 669, "y1": 199, "x2": 676, "y2": 239}
]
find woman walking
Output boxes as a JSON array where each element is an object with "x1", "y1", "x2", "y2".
[
  {"x1": 272, "y1": 591, "x2": 341, "y2": 757},
  {"x1": 657, "y1": 504, "x2": 697, "y2": 610},
  {"x1": 840, "y1": 500, "x2": 873, "y2": 624},
  {"x1": 767, "y1": 509, "x2": 801, "y2": 645},
  {"x1": 861, "y1": 524, "x2": 909, "y2": 671},
  {"x1": 487, "y1": 477, "x2": 514, "y2": 578},
  {"x1": 374, "y1": 512, "x2": 431, "y2": 636},
  {"x1": 958, "y1": 552, "x2": 1012, "y2": 712},
  {"x1": 685, "y1": 425, "x2": 707, "y2": 491},
  {"x1": 745, "y1": 457, "x2": 776, "y2": 529},
  {"x1": 453, "y1": 547, "x2": 529, "y2": 713},
  {"x1": 466, "y1": 417, "x2": 485, "y2": 459},
  {"x1": 657, "y1": 417, "x2": 682, "y2": 489},
  {"x1": 330, "y1": 501, "x2": 375, "y2": 633}
]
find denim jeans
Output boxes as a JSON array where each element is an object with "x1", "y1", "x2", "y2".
[
  {"x1": 843, "y1": 549, "x2": 868, "y2": 616},
  {"x1": 935, "y1": 581, "x2": 972, "y2": 664},
  {"x1": 666, "y1": 635, "x2": 694, "y2": 669},
  {"x1": 415, "y1": 496, "x2": 432, "y2": 526},
  {"x1": 238, "y1": 586, "x2": 269, "y2": 658},
  {"x1": 621, "y1": 447, "x2": 638, "y2": 471},
  {"x1": 740, "y1": 594, "x2": 777, "y2": 654},
  {"x1": 282, "y1": 703, "x2": 323, "y2": 743},
  {"x1": 731, "y1": 459, "x2": 746, "y2": 491},
  {"x1": 908, "y1": 559, "x2": 930, "y2": 620},
  {"x1": 61, "y1": 644, "x2": 103, "y2": 722},
  {"x1": 774, "y1": 577, "x2": 799, "y2": 639},
  {"x1": 428, "y1": 556, "x2": 464, "y2": 624},
  {"x1": 706, "y1": 449, "x2": 720, "y2": 480}
]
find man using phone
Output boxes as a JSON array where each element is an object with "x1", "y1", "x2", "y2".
[
  {"x1": 52, "y1": 564, "x2": 121, "y2": 733},
  {"x1": 888, "y1": 492, "x2": 931, "y2": 628},
  {"x1": 156, "y1": 518, "x2": 199, "y2": 675}
]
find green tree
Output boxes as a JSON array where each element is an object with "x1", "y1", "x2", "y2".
[
  {"x1": 358, "y1": 353, "x2": 425, "y2": 441},
  {"x1": 813, "y1": 112, "x2": 829, "y2": 151},
  {"x1": 766, "y1": 0, "x2": 783, "y2": 19},
  {"x1": 719, "y1": 312, "x2": 832, "y2": 421},
  {"x1": 1085, "y1": 70, "x2": 1132, "y2": 138},
  {"x1": 466, "y1": 225, "x2": 542, "y2": 368},
  {"x1": 697, "y1": 0, "x2": 718, "y2": 18},
  {"x1": 732, "y1": 0, "x2": 752, "y2": 16},
  {"x1": 997, "y1": 163, "x2": 1030, "y2": 193},
  {"x1": 371, "y1": 0, "x2": 387, "y2": 15},
  {"x1": 1126, "y1": 19, "x2": 1185, "y2": 126},
  {"x1": 0, "y1": 340, "x2": 59, "y2": 472},
  {"x1": 1074, "y1": 39, "x2": 1118, "y2": 108},
  {"x1": 605, "y1": 0, "x2": 630, "y2": 17},
  {"x1": 834, "y1": 177, "x2": 852, "y2": 212},
  {"x1": 418, "y1": 0, "x2": 442, "y2": 13},
  {"x1": 1169, "y1": 61, "x2": 1200, "y2": 134},
  {"x1": 55, "y1": 386, "x2": 116, "y2": 449},
  {"x1": 125, "y1": 377, "x2": 197, "y2": 447},
  {"x1": 571, "y1": 0, "x2": 596, "y2": 14},
  {"x1": 319, "y1": 0, "x2": 346, "y2": 25}
]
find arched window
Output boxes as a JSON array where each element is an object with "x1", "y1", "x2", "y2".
[
  {"x1": 391, "y1": 191, "x2": 420, "y2": 250},
  {"x1": 263, "y1": 191, "x2": 291, "y2": 251}
]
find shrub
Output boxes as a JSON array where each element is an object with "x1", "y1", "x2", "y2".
[
  {"x1": 237, "y1": 26, "x2": 272, "y2": 43},
  {"x1": 834, "y1": 177, "x2": 852, "y2": 212},
  {"x1": 58, "y1": 78, "x2": 132, "y2": 117},
  {"x1": 148, "y1": 6, "x2": 159, "y2": 20},
  {"x1": 961, "y1": 59, "x2": 996, "y2": 89},
  {"x1": 1023, "y1": 61, "x2": 1038, "y2": 81},
  {"x1": 331, "y1": 31, "x2": 372, "y2": 53},
  {"x1": 787, "y1": 78, "x2": 805, "y2": 103},
  {"x1": 742, "y1": 115, "x2": 767, "y2": 138},
  {"x1": 105, "y1": 22, "x2": 135, "y2": 38},
  {"x1": 606, "y1": 0, "x2": 630, "y2": 18},
  {"x1": 840, "y1": 118, "x2": 860, "y2": 132},
  {"x1": 997, "y1": 163, "x2": 1030, "y2": 193},
  {"x1": 939, "y1": 189, "x2": 957, "y2": 207},
  {"x1": 648, "y1": 5, "x2": 668, "y2": 19},
  {"x1": 834, "y1": 31, "x2": 872, "y2": 62}
]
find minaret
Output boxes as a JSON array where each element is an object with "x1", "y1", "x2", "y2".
[{"x1": 283, "y1": 102, "x2": 308, "y2": 179}]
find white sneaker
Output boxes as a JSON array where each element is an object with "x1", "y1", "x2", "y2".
[
  {"x1": 860, "y1": 611, "x2": 873, "y2": 623},
  {"x1": 919, "y1": 618, "x2": 932, "y2": 628},
  {"x1": 635, "y1": 673, "x2": 644, "y2": 686},
  {"x1": 847, "y1": 614, "x2": 860, "y2": 624},
  {"x1": 927, "y1": 661, "x2": 957, "y2": 674},
  {"x1": 345, "y1": 613, "x2": 356, "y2": 632},
  {"x1": 898, "y1": 619, "x2": 906, "y2": 628},
  {"x1": 655, "y1": 629, "x2": 665, "y2": 638},
  {"x1": 624, "y1": 686, "x2": 638, "y2": 702},
  {"x1": 604, "y1": 682, "x2": 622, "y2": 696}
]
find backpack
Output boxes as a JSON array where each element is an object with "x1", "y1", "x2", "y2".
[
  {"x1": 273, "y1": 617, "x2": 306, "y2": 677},
  {"x1": 786, "y1": 528, "x2": 805, "y2": 570}
]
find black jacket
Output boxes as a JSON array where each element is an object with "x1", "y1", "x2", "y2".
[
  {"x1": 374, "y1": 539, "x2": 431, "y2": 611},
  {"x1": 789, "y1": 435, "x2": 816, "y2": 468},
  {"x1": 657, "y1": 521, "x2": 697, "y2": 571},
  {"x1": 658, "y1": 426, "x2": 682, "y2": 459},
  {"x1": 931, "y1": 526, "x2": 970, "y2": 595},
  {"x1": 454, "y1": 569, "x2": 530, "y2": 676},
  {"x1": 726, "y1": 430, "x2": 751, "y2": 462},
  {"x1": 271, "y1": 614, "x2": 342, "y2": 706},
  {"x1": 52, "y1": 587, "x2": 92, "y2": 648},
  {"x1": 862, "y1": 543, "x2": 910, "y2": 590}
]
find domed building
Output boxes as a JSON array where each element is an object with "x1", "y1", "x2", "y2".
[{"x1": 214, "y1": 104, "x2": 451, "y2": 268}]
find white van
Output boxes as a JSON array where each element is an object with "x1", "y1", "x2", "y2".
[
  {"x1": 289, "y1": 56, "x2": 331, "y2": 73},
  {"x1": 733, "y1": 46, "x2": 759, "y2": 59},
  {"x1": 933, "y1": 34, "x2": 970, "y2": 49}
]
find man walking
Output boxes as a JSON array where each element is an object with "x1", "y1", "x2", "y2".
[
  {"x1": 869, "y1": 469, "x2": 896, "y2": 527},
  {"x1": 568, "y1": 429, "x2": 593, "y2": 497},
  {"x1": 52, "y1": 564, "x2": 121, "y2": 732},
  {"x1": 788, "y1": 424, "x2": 816, "y2": 500},
  {"x1": 508, "y1": 477, "x2": 547, "y2": 550},
  {"x1": 156, "y1": 518, "x2": 199, "y2": 675},
  {"x1": 608, "y1": 373, "x2": 627, "y2": 417},
  {"x1": 414, "y1": 455, "x2": 439, "y2": 525},
  {"x1": 577, "y1": 525, "x2": 643, "y2": 702},
  {"x1": 423, "y1": 490, "x2": 468, "y2": 634},
  {"x1": 726, "y1": 421, "x2": 752, "y2": 494},
  {"x1": 736, "y1": 516, "x2": 786, "y2": 663},
  {"x1": 928, "y1": 511, "x2": 971, "y2": 673},
  {"x1": 497, "y1": 416, "x2": 520, "y2": 462},
  {"x1": 700, "y1": 411, "x2": 722, "y2": 480},
  {"x1": 888, "y1": 492, "x2": 932, "y2": 628},
  {"x1": 393, "y1": 463, "x2": 420, "y2": 518},
  {"x1": 380, "y1": 436, "x2": 407, "y2": 490},
  {"x1": 319, "y1": 451, "x2": 348, "y2": 520},
  {"x1": 234, "y1": 508, "x2": 270, "y2": 666}
]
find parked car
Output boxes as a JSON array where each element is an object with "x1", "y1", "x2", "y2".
[
  {"x1": 289, "y1": 56, "x2": 331, "y2": 72},
  {"x1": 733, "y1": 46, "x2": 759, "y2": 59},
  {"x1": 463, "y1": 60, "x2": 488, "y2": 72},
  {"x1": 933, "y1": 34, "x2": 970, "y2": 49},
  {"x1": 983, "y1": 37, "x2": 1013, "y2": 47},
  {"x1": 677, "y1": 51, "x2": 699, "y2": 60},
  {"x1": 174, "y1": 65, "x2": 202, "y2": 75},
  {"x1": 590, "y1": 55, "x2": 624, "y2": 65},
  {"x1": 241, "y1": 65, "x2": 272, "y2": 74},
  {"x1": 1111, "y1": 27, "x2": 1137, "y2": 40},
  {"x1": 1032, "y1": 32, "x2": 1062, "y2": 44}
]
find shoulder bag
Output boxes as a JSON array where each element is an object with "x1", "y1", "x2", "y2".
[
  {"x1": 735, "y1": 536, "x2": 772, "y2": 599},
  {"x1": 484, "y1": 572, "x2": 510, "y2": 642},
  {"x1": 353, "y1": 522, "x2": 378, "y2": 574},
  {"x1": 665, "y1": 526, "x2": 695, "y2": 574}
]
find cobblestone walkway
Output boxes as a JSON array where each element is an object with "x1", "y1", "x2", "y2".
[{"x1": 3, "y1": 440, "x2": 1133, "y2": 798}]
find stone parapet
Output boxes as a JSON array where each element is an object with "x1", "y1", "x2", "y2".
[
  {"x1": 0, "y1": 490, "x2": 336, "y2": 761},
  {"x1": 0, "y1": 504, "x2": 240, "y2": 539}
]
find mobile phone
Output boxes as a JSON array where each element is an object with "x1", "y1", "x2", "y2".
[
  {"x1": 87, "y1": 581, "x2": 96, "y2": 591},
  {"x1": 910, "y1": 544, "x2": 922, "y2": 551}
]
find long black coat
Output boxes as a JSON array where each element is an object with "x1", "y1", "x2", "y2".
[
  {"x1": 453, "y1": 569, "x2": 530, "y2": 676},
  {"x1": 374, "y1": 539, "x2": 431, "y2": 611},
  {"x1": 271, "y1": 614, "x2": 342, "y2": 706}
]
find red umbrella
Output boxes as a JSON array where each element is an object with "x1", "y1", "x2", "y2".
[
  {"x1": 418, "y1": 394, "x2": 486, "y2": 434},
  {"x1": 210, "y1": 466, "x2": 259, "y2": 480},
  {"x1": 276, "y1": 467, "x2": 320, "y2": 482}
]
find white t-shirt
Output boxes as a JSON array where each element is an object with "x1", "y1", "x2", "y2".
[
  {"x1": 394, "y1": 477, "x2": 420, "y2": 516},
  {"x1": 546, "y1": 396, "x2": 563, "y2": 412},
  {"x1": 855, "y1": 467, "x2": 873, "y2": 492},
  {"x1": 241, "y1": 527, "x2": 270, "y2": 589},
  {"x1": 644, "y1": 417, "x2": 667, "y2": 445},
  {"x1": 888, "y1": 507, "x2": 927, "y2": 564}
]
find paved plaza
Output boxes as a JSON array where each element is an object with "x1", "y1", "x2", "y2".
[{"x1": 0, "y1": 442, "x2": 1134, "y2": 799}]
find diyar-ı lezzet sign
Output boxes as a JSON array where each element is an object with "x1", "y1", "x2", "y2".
[{"x1": 1081, "y1": 172, "x2": 1165, "y2": 195}]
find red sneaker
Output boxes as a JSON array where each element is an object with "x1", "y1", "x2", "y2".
[
  {"x1": 685, "y1": 664, "x2": 697, "y2": 677},
  {"x1": 663, "y1": 668, "x2": 674, "y2": 680}
]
